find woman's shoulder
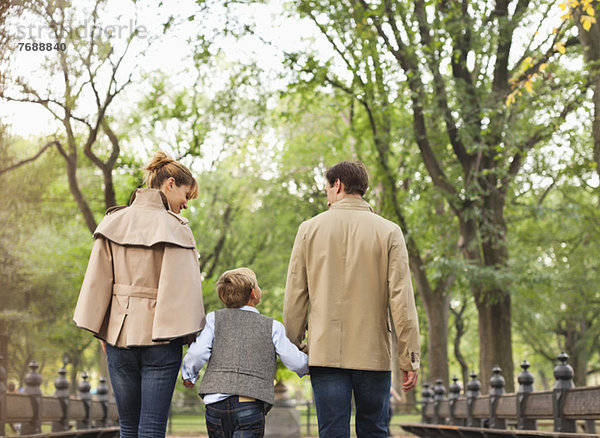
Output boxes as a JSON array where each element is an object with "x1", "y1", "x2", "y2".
[{"x1": 95, "y1": 205, "x2": 196, "y2": 248}]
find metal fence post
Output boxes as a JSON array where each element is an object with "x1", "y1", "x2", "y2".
[
  {"x1": 421, "y1": 382, "x2": 434, "y2": 424},
  {"x1": 489, "y1": 366, "x2": 506, "y2": 429},
  {"x1": 77, "y1": 372, "x2": 92, "y2": 429},
  {"x1": 52, "y1": 362, "x2": 70, "y2": 431},
  {"x1": 553, "y1": 352, "x2": 576, "y2": 433},
  {"x1": 0, "y1": 354, "x2": 6, "y2": 437},
  {"x1": 517, "y1": 360, "x2": 536, "y2": 430},
  {"x1": 21, "y1": 360, "x2": 42, "y2": 435},
  {"x1": 96, "y1": 376, "x2": 109, "y2": 427},
  {"x1": 466, "y1": 372, "x2": 481, "y2": 427},
  {"x1": 433, "y1": 379, "x2": 446, "y2": 425},
  {"x1": 448, "y1": 376, "x2": 463, "y2": 426}
]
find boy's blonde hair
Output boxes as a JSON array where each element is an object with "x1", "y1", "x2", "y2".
[{"x1": 216, "y1": 267, "x2": 258, "y2": 308}]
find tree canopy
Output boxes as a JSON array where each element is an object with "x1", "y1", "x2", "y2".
[{"x1": 1, "y1": 0, "x2": 599, "y2": 397}]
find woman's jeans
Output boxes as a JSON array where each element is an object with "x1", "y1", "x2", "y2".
[
  {"x1": 310, "y1": 366, "x2": 391, "y2": 438},
  {"x1": 205, "y1": 396, "x2": 267, "y2": 438},
  {"x1": 106, "y1": 340, "x2": 182, "y2": 438}
]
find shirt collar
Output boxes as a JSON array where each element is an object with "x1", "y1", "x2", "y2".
[
  {"x1": 329, "y1": 197, "x2": 374, "y2": 212},
  {"x1": 239, "y1": 305, "x2": 260, "y2": 313}
]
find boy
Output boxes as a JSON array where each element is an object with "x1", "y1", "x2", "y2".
[{"x1": 182, "y1": 267, "x2": 309, "y2": 438}]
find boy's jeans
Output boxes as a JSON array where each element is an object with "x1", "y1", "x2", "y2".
[
  {"x1": 106, "y1": 340, "x2": 182, "y2": 438},
  {"x1": 205, "y1": 396, "x2": 267, "y2": 438}
]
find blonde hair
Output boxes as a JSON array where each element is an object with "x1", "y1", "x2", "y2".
[
  {"x1": 143, "y1": 151, "x2": 198, "y2": 199},
  {"x1": 216, "y1": 267, "x2": 258, "y2": 308}
]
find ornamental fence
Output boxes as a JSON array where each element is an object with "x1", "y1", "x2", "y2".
[
  {"x1": 401, "y1": 352, "x2": 600, "y2": 438},
  {"x1": 0, "y1": 355, "x2": 119, "y2": 437}
]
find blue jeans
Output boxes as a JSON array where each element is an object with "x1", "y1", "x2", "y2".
[
  {"x1": 106, "y1": 340, "x2": 182, "y2": 437},
  {"x1": 310, "y1": 366, "x2": 391, "y2": 438},
  {"x1": 205, "y1": 396, "x2": 267, "y2": 438}
]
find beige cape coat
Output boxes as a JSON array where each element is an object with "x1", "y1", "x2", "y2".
[
  {"x1": 73, "y1": 188, "x2": 205, "y2": 347},
  {"x1": 283, "y1": 197, "x2": 420, "y2": 372}
]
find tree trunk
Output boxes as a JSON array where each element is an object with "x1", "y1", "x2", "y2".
[
  {"x1": 474, "y1": 292, "x2": 514, "y2": 393},
  {"x1": 564, "y1": 320, "x2": 590, "y2": 386},
  {"x1": 63, "y1": 154, "x2": 97, "y2": 234},
  {"x1": 573, "y1": 5, "x2": 600, "y2": 186},
  {"x1": 451, "y1": 303, "x2": 470, "y2": 388},
  {"x1": 419, "y1": 284, "x2": 450, "y2": 387},
  {"x1": 102, "y1": 167, "x2": 117, "y2": 209}
]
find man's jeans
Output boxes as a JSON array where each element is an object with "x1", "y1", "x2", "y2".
[
  {"x1": 106, "y1": 340, "x2": 182, "y2": 437},
  {"x1": 310, "y1": 366, "x2": 391, "y2": 438},
  {"x1": 204, "y1": 396, "x2": 267, "y2": 438}
]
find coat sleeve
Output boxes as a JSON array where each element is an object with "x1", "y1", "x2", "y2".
[
  {"x1": 153, "y1": 245, "x2": 205, "y2": 341},
  {"x1": 388, "y1": 227, "x2": 421, "y2": 371},
  {"x1": 283, "y1": 223, "x2": 310, "y2": 352},
  {"x1": 73, "y1": 237, "x2": 114, "y2": 334}
]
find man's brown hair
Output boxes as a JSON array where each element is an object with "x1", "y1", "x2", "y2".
[
  {"x1": 216, "y1": 267, "x2": 258, "y2": 308},
  {"x1": 325, "y1": 161, "x2": 369, "y2": 196}
]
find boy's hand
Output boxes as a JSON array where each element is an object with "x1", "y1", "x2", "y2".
[
  {"x1": 183, "y1": 379, "x2": 195, "y2": 388},
  {"x1": 184, "y1": 334, "x2": 196, "y2": 346}
]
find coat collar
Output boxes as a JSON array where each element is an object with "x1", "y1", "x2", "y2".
[
  {"x1": 329, "y1": 197, "x2": 374, "y2": 212},
  {"x1": 129, "y1": 188, "x2": 170, "y2": 210}
]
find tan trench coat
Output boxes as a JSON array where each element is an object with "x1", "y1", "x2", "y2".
[
  {"x1": 283, "y1": 197, "x2": 420, "y2": 372},
  {"x1": 73, "y1": 189, "x2": 205, "y2": 347}
]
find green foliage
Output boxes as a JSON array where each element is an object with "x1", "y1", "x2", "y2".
[
  {"x1": 3, "y1": 0, "x2": 600, "y2": 395},
  {"x1": 0, "y1": 132, "x2": 93, "y2": 384}
]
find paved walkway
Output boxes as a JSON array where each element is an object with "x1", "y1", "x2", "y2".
[{"x1": 166, "y1": 434, "x2": 414, "y2": 438}]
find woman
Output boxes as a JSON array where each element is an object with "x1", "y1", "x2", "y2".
[{"x1": 74, "y1": 151, "x2": 205, "y2": 437}]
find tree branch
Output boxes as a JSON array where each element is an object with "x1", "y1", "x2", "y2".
[{"x1": 0, "y1": 141, "x2": 58, "y2": 176}]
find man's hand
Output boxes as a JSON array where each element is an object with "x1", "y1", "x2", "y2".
[
  {"x1": 100, "y1": 340, "x2": 107, "y2": 354},
  {"x1": 182, "y1": 379, "x2": 195, "y2": 389},
  {"x1": 402, "y1": 370, "x2": 419, "y2": 392}
]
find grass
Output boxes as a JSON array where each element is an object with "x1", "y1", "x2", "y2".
[
  {"x1": 166, "y1": 413, "x2": 208, "y2": 436},
  {"x1": 165, "y1": 409, "x2": 422, "y2": 436}
]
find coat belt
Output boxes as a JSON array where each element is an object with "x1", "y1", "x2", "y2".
[{"x1": 112, "y1": 283, "x2": 158, "y2": 299}]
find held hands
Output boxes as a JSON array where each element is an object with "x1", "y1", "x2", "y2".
[
  {"x1": 183, "y1": 379, "x2": 195, "y2": 389},
  {"x1": 402, "y1": 370, "x2": 419, "y2": 392}
]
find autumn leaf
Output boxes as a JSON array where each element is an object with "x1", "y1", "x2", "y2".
[
  {"x1": 554, "y1": 42, "x2": 566, "y2": 54},
  {"x1": 581, "y1": 14, "x2": 597, "y2": 31}
]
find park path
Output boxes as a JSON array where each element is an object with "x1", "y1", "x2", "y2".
[{"x1": 166, "y1": 434, "x2": 414, "y2": 438}]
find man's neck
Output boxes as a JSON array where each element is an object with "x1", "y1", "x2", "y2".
[{"x1": 332, "y1": 193, "x2": 362, "y2": 204}]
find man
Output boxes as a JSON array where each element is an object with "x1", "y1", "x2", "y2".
[{"x1": 284, "y1": 161, "x2": 421, "y2": 438}]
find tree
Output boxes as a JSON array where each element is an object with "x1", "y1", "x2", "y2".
[
  {"x1": 0, "y1": 128, "x2": 97, "y2": 389},
  {"x1": 510, "y1": 131, "x2": 600, "y2": 386},
  {"x1": 281, "y1": 0, "x2": 585, "y2": 391},
  {"x1": 564, "y1": 0, "x2": 600, "y2": 185},
  {"x1": 0, "y1": 0, "x2": 156, "y2": 232}
]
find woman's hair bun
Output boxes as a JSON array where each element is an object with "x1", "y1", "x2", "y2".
[
  {"x1": 142, "y1": 150, "x2": 198, "y2": 199},
  {"x1": 144, "y1": 151, "x2": 174, "y2": 172}
]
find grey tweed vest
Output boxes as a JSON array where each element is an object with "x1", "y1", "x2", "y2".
[{"x1": 199, "y1": 308, "x2": 276, "y2": 405}]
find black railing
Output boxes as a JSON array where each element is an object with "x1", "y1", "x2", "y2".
[
  {"x1": 0, "y1": 355, "x2": 119, "y2": 437},
  {"x1": 401, "y1": 352, "x2": 600, "y2": 438}
]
